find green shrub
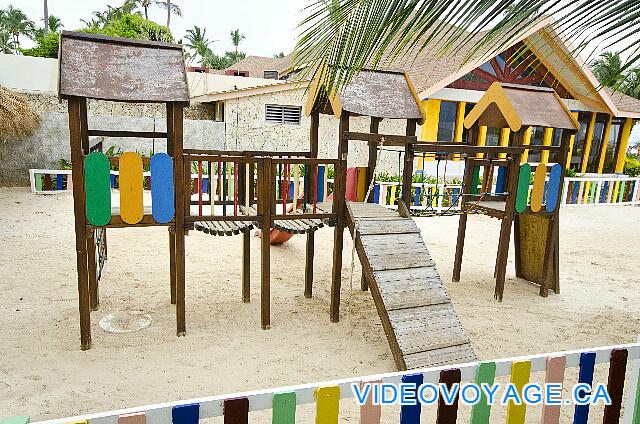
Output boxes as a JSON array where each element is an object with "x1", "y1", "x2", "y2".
[
  {"x1": 623, "y1": 154, "x2": 640, "y2": 177},
  {"x1": 21, "y1": 32, "x2": 60, "y2": 58},
  {"x1": 81, "y1": 14, "x2": 173, "y2": 42}
]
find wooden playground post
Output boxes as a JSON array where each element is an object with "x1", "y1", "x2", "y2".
[
  {"x1": 402, "y1": 119, "x2": 417, "y2": 208},
  {"x1": 260, "y1": 157, "x2": 272, "y2": 329},
  {"x1": 166, "y1": 102, "x2": 177, "y2": 305},
  {"x1": 239, "y1": 153, "x2": 251, "y2": 303},
  {"x1": 169, "y1": 102, "x2": 187, "y2": 336},
  {"x1": 68, "y1": 96, "x2": 92, "y2": 350},
  {"x1": 330, "y1": 111, "x2": 349, "y2": 323},
  {"x1": 452, "y1": 127, "x2": 477, "y2": 283},
  {"x1": 304, "y1": 230, "x2": 315, "y2": 298},
  {"x1": 366, "y1": 117, "x2": 381, "y2": 204},
  {"x1": 87, "y1": 229, "x2": 99, "y2": 311},
  {"x1": 305, "y1": 111, "x2": 320, "y2": 297}
]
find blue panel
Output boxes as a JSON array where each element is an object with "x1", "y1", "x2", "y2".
[
  {"x1": 601, "y1": 181, "x2": 609, "y2": 203},
  {"x1": 56, "y1": 174, "x2": 63, "y2": 190},
  {"x1": 202, "y1": 177, "x2": 209, "y2": 194},
  {"x1": 414, "y1": 187, "x2": 421, "y2": 206},
  {"x1": 172, "y1": 404, "x2": 199, "y2": 424},
  {"x1": 110, "y1": 173, "x2": 116, "y2": 189},
  {"x1": 573, "y1": 352, "x2": 596, "y2": 424},
  {"x1": 545, "y1": 164, "x2": 562, "y2": 212},
  {"x1": 150, "y1": 153, "x2": 175, "y2": 224},
  {"x1": 317, "y1": 165, "x2": 325, "y2": 202},
  {"x1": 572, "y1": 181, "x2": 579, "y2": 204},
  {"x1": 495, "y1": 167, "x2": 507, "y2": 194},
  {"x1": 289, "y1": 182, "x2": 294, "y2": 199},
  {"x1": 373, "y1": 184, "x2": 380, "y2": 204},
  {"x1": 400, "y1": 374, "x2": 423, "y2": 424}
]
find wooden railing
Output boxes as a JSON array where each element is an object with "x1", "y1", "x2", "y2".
[{"x1": 19, "y1": 341, "x2": 640, "y2": 424}]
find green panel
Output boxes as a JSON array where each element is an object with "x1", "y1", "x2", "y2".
[
  {"x1": 470, "y1": 166, "x2": 480, "y2": 195},
  {"x1": 633, "y1": 365, "x2": 640, "y2": 424},
  {"x1": 589, "y1": 181, "x2": 597, "y2": 203},
  {"x1": 515, "y1": 164, "x2": 532, "y2": 213},
  {"x1": 272, "y1": 392, "x2": 296, "y2": 424},
  {"x1": 0, "y1": 417, "x2": 30, "y2": 424},
  {"x1": 619, "y1": 181, "x2": 626, "y2": 202},
  {"x1": 34, "y1": 174, "x2": 42, "y2": 191},
  {"x1": 84, "y1": 152, "x2": 112, "y2": 226},
  {"x1": 470, "y1": 362, "x2": 496, "y2": 424}
]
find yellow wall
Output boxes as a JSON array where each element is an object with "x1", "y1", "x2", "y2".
[
  {"x1": 499, "y1": 128, "x2": 510, "y2": 159},
  {"x1": 615, "y1": 118, "x2": 634, "y2": 173},
  {"x1": 540, "y1": 127, "x2": 553, "y2": 163},
  {"x1": 421, "y1": 99, "x2": 441, "y2": 142},
  {"x1": 476, "y1": 126, "x2": 487, "y2": 158}
]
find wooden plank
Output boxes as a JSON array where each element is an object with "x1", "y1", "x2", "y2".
[
  {"x1": 395, "y1": 324, "x2": 470, "y2": 354},
  {"x1": 359, "y1": 233, "x2": 427, "y2": 247},
  {"x1": 223, "y1": 398, "x2": 249, "y2": 424},
  {"x1": 150, "y1": 153, "x2": 175, "y2": 224},
  {"x1": 403, "y1": 344, "x2": 476, "y2": 369},
  {"x1": 272, "y1": 392, "x2": 296, "y2": 424},
  {"x1": 400, "y1": 374, "x2": 423, "y2": 424},
  {"x1": 119, "y1": 152, "x2": 144, "y2": 224},
  {"x1": 470, "y1": 362, "x2": 496, "y2": 424},
  {"x1": 315, "y1": 386, "x2": 340, "y2": 424},
  {"x1": 540, "y1": 356, "x2": 566, "y2": 424},
  {"x1": 389, "y1": 304, "x2": 465, "y2": 329},
  {"x1": 506, "y1": 361, "x2": 531, "y2": 424},
  {"x1": 357, "y1": 220, "x2": 420, "y2": 235},
  {"x1": 515, "y1": 163, "x2": 531, "y2": 213},
  {"x1": 603, "y1": 349, "x2": 628, "y2": 424},
  {"x1": 171, "y1": 404, "x2": 199, "y2": 424},
  {"x1": 530, "y1": 163, "x2": 546, "y2": 213},
  {"x1": 359, "y1": 380, "x2": 382, "y2": 424},
  {"x1": 84, "y1": 152, "x2": 112, "y2": 226},
  {"x1": 545, "y1": 164, "x2": 562, "y2": 212},
  {"x1": 436, "y1": 369, "x2": 461, "y2": 424},
  {"x1": 573, "y1": 352, "x2": 596, "y2": 424},
  {"x1": 367, "y1": 251, "x2": 434, "y2": 271},
  {"x1": 380, "y1": 287, "x2": 449, "y2": 310}
]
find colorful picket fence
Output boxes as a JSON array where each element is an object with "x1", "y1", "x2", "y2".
[
  {"x1": 6, "y1": 342, "x2": 638, "y2": 424},
  {"x1": 563, "y1": 176, "x2": 640, "y2": 207}
]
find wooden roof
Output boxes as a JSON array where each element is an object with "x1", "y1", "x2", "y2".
[
  {"x1": 58, "y1": 31, "x2": 189, "y2": 103},
  {"x1": 305, "y1": 69, "x2": 425, "y2": 124},
  {"x1": 464, "y1": 82, "x2": 580, "y2": 131}
]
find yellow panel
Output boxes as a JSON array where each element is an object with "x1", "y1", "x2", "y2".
[
  {"x1": 566, "y1": 112, "x2": 579, "y2": 169},
  {"x1": 521, "y1": 127, "x2": 532, "y2": 163},
  {"x1": 612, "y1": 181, "x2": 620, "y2": 203},
  {"x1": 315, "y1": 386, "x2": 340, "y2": 424},
  {"x1": 583, "y1": 181, "x2": 591, "y2": 204},
  {"x1": 499, "y1": 128, "x2": 510, "y2": 159},
  {"x1": 356, "y1": 167, "x2": 367, "y2": 201},
  {"x1": 453, "y1": 101, "x2": 466, "y2": 161},
  {"x1": 119, "y1": 152, "x2": 144, "y2": 224},
  {"x1": 596, "y1": 115, "x2": 613, "y2": 173},
  {"x1": 530, "y1": 164, "x2": 546, "y2": 212},
  {"x1": 389, "y1": 186, "x2": 397, "y2": 205},
  {"x1": 476, "y1": 126, "x2": 487, "y2": 158},
  {"x1": 580, "y1": 112, "x2": 597, "y2": 173},
  {"x1": 540, "y1": 127, "x2": 553, "y2": 163},
  {"x1": 506, "y1": 361, "x2": 531, "y2": 424},
  {"x1": 615, "y1": 118, "x2": 634, "y2": 173},
  {"x1": 422, "y1": 99, "x2": 441, "y2": 141}
]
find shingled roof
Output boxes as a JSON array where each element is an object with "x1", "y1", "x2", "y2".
[
  {"x1": 603, "y1": 87, "x2": 640, "y2": 116},
  {"x1": 226, "y1": 54, "x2": 294, "y2": 78}
]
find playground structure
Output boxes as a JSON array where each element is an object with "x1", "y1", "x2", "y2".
[
  {"x1": 59, "y1": 31, "x2": 349, "y2": 350},
  {"x1": 5, "y1": 341, "x2": 640, "y2": 424}
]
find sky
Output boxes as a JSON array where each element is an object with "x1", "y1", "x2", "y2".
[{"x1": 5, "y1": 0, "x2": 310, "y2": 56}]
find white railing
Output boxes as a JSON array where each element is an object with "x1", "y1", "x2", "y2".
[
  {"x1": 374, "y1": 181, "x2": 463, "y2": 213},
  {"x1": 562, "y1": 176, "x2": 640, "y2": 207},
  {"x1": 15, "y1": 341, "x2": 640, "y2": 424}
]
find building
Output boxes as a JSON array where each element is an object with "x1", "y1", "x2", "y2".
[{"x1": 194, "y1": 17, "x2": 640, "y2": 176}]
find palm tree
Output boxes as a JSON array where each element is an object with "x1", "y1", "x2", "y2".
[
  {"x1": 229, "y1": 29, "x2": 245, "y2": 63},
  {"x1": 43, "y1": 0, "x2": 48, "y2": 35},
  {"x1": 136, "y1": 0, "x2": 156, "y2": 20},
  {"x1": 47, "y1": 15, "x2": 63, "y2": 32},
  {"x1": 1, "y1": 6, "x2": 35, "y2": 54},
  {"x1": 184, "y1": 25, "x2": 212, "y2": 65},
  {"x1": 273, "y1": 52, "x2": 285, "y2": 58},
  {"x1": 623, "y1": 69, "x2": 640, "y2": 99},
  {"x1": 292, "y1": 0, "x2": 640, "y2": 91},
  {"x1": 591, "y1": 52, "x2": 625, "y2": 88},
  {"x1": 0, "y1": 31, "x2": 14, "y2": 54},
  {"x1": 157, "y1": 0, "x2": 181, "y2": 29},
  {"x1": 203, "y1": 52, "x2": 232, "y2": 70}
]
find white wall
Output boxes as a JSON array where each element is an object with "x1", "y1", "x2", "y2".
[{"x1": 0, "y1": 53, "x2": 58, "y2": 94}]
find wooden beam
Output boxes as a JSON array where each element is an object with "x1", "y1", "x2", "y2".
[
  {"x1": 366, "y1": 117, "x2": 381, "y2": 204},
  {"x1": 88, "y1": 130, "x2": 168, "y2": 139},
  {"x1": 68, "y1": 96, "x2": 92, "y2": 350},
  {"x1": 260, "y1": 158, "x2": 272, "y2": 329},
  {"x1": 402, "y1": 119, "x2": 417, "y2": 207},
  {"x1": 344, "y1": 131, "x2": 417, "y2": 145}
]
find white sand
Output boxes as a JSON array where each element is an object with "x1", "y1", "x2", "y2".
[{"x1": 0, "y1": 187, "x2": 638, "y2": 421}]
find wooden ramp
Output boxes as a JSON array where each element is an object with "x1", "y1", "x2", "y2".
[{"x1": 347, "y1": 202, "x2": 476, "y2": 370}]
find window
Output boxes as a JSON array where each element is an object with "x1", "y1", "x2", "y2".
[
  {"x1": 527, "y1": 127, "x2": 545, "y2": 162},
  {"x1": 485, "y1": 128, "x2": 501, "y2": 146},
  {"x1": 586, "y1": 113, "x2": 610, "y2": 172},
  {"x1": 437, "y1": 101, "x2": 458, "y2": 141},
  {"x1": 213, "y1": 101, "x2": 224, "y2": 122},
  {"x1": 570, "y1": 112, "x2": 591, "y2": 170},
  {"x1": 461, "y1": 103, "x2": 475, "y2": 144},
  {"x1": 264, "y1": 70, "x2": 279, "y2": 79},
  {"x1": 265, "y1": 104, "x2": 302, "y2": 125},
  {"x1": 602, "y1": 118, "x2": 624, "y2": 173}
]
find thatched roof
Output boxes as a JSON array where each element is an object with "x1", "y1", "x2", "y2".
[{"x1": 0, "y1": 85, "x2": 40, "y2": 142}]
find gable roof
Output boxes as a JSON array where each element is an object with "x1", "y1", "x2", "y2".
[
  {"x1": 464, "y1": 83, "x2": 580, "y2": 131},
  {"x1": 602, "y1": 87, "x2": 640, "y2": 118},
  {"x1": 226, "y1": 54, "x2": 294, "y2": 78},
  {"x1": 305, "y1": 68, "x2": 425, "y2": 123},
  {"x1": 58, "y1": 31, "x2": 189, "y2": 103}
]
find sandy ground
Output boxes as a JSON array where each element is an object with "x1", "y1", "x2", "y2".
[{"x1": 1, "y1": 187, "x2": 639, "y2": 422}]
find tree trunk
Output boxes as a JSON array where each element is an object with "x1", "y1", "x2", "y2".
[
  {"x1": 144, "y1": 6, "x2": 148, "y2": 20},
  {"x1": 166, "y1": 0, "x2": 171, "y2": 28},
  {"x1": 43, "y1": 0, "x2": 49, "y2": 35}
]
